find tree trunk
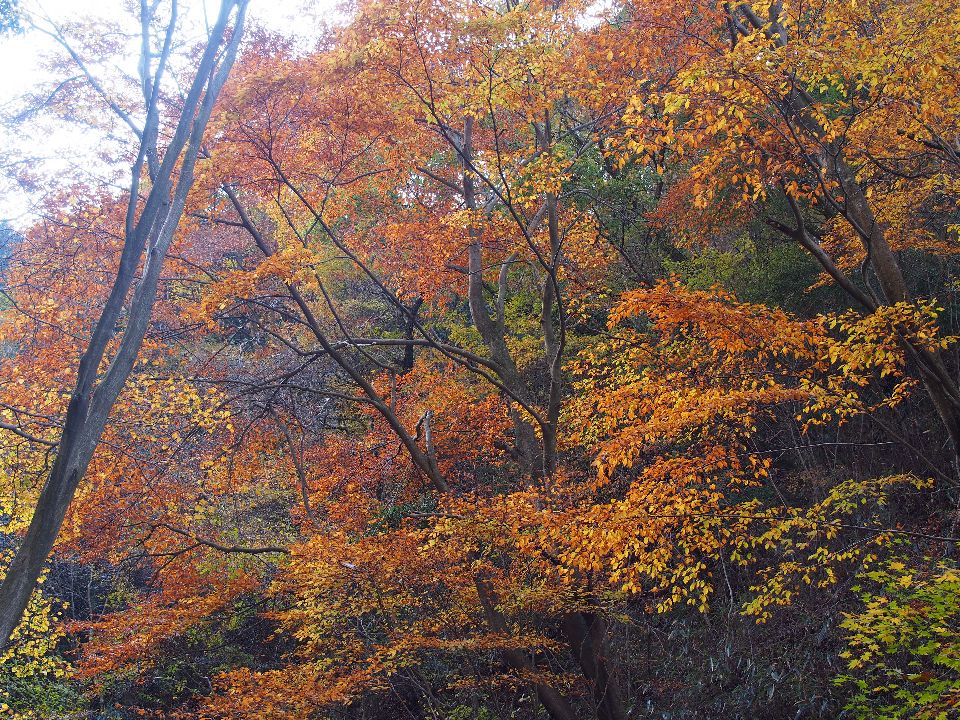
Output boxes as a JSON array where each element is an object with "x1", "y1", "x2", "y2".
[
  {"x1": 460, "y1": 115, "x2": 544, "y2": 475},
  {"x1": 830, "y1": 156, "x2": 960, "y2": 455},
  {"x1": 476, "y1": 578, "x2": 580, "y2": 720},
  {"x1": 0, "y1": 0, "x2": 249, "y2": 650},
  {"x1": 733, "y1": 0, "x2": 960, "y2": 460},
  {"x1": 401, "y1": 297, "x2": 423, "y2": 372},
  {"x1": 563, "y1": 612, "x2": 628, "y2": 720}
]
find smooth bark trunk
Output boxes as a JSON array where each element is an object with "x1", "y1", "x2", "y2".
[{"x1": 0, "y1": 0, "x2": 248, "y2": 649}]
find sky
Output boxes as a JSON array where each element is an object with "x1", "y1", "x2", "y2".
[
  {"x1": 0, "y1": 0, "x2": 611, "y2": 223},
  {"x1": 0, "y1": 0, "x2": 338, "y2": 98},
  {"x1": 0, "y1": 0, "x2": 340, "y2": 223}
]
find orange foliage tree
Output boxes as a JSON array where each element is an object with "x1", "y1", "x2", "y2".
[{"x1": 2, "y1": 0, "x2": 959, "y2": 718}]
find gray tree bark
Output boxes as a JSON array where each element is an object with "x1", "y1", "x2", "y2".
[{"x1": 0, "y1": 0, "x2": 249, "y2": 650}]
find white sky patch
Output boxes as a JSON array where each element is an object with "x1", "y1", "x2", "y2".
[
  {"x1": 0, "y1": 0, "x2": 339, "y2": 224},
  {"x1": 580, "y1": 0, "x2": 614, "y2": 28}
]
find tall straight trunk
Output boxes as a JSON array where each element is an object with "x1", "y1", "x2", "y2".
[{"x1": 0, "y1": 0, "x2": 249, "y2": 649}]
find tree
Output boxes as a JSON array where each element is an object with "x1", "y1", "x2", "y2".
[
  {"x1": 0, "y1": 0, "x2": 956, "y2": 717},
  {"x1": 620, "y1": 0, "x2": 960, "y2": 460},
  {"x1": 0, "y1": 0, "x2": 19, "y2": 34},
  {"x1": 0, "y1": 0, "x2": 249, "y2": 649}
]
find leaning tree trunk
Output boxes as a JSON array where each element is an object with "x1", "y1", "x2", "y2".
[
  {"x1": 0, "y1": 0, "x2": 249, "y2": 649},
  {"x1": 729, "y1": 0, "x2": 960, "y2": 460}
]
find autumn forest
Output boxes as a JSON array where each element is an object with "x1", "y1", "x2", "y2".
[{"x1": 0, "y1": 0, "x2": 958, "y2": 717}]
